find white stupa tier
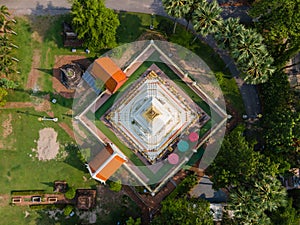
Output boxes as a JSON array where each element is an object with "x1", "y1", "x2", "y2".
[{"x1": 109, "y1": 71, "x2": 197, "y2": 162}]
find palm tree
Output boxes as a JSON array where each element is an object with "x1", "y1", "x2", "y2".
[
  {"x1": 0, "y1": 5, "x2": 16, "y2": 35},
  {"x1": 162, "y1": 0, "x2": 191, "y2": 33},
  {"x1": 184, "y1": 0, "x2": 204, "y2": 29},
  {"x1": 192, "y1": 0, "x2": 222, "y2": 39},
  {"x1": 228, "y1": 173, "x2": 287, "y2": 224},
  {"x1": 227, "y1": 28, "x2": 275, "y2": 84},
  {"x1": 0, "y1": 35, "x2": 18, "y2": 76},
  {"x1": 214, "y1": 17, "x2": 244, "y2": 50}
]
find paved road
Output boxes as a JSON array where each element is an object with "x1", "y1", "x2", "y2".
[{"x1": 0, "y1": 0, "x2": 260, "y2": 117}]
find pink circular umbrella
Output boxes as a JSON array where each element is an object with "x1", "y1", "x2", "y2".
[
  {"x1": 168, "y1": 153, "x2": 179, "y2": 165},
  {"x1": 189, "y1": 132, "x2": 199, "y2": 142}
]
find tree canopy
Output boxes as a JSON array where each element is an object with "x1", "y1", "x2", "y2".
[
  {"x1": 71, "y1": 0, "x2": 120, "y2": 51},
  {"x1": 162, "y1": 0, "x2": 191, "y2": 33},
  {"x1": 208, "y1": 126, "x2": 288, "y2": 224},
  {"x1": 208, "y1": 126, "x2": 279, "y2": 189},
  {"x1": 151, "y1": 197, "x2": 213, "y2": 225},
  {"x1": 250, "y1": 0, "x2": 300, "y2": 66}
]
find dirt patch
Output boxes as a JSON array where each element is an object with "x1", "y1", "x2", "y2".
[
  {"x1": 2, "y1": 113, "x2": 12, "y2": 138},
  {"x1": 0, "y1": 102, "x2": 34, "y2": 109},
  {"x1": 26, "y1": 49, "x2": 41, "y2": 90},
  {"x1": 32, "y1": 95, "x2": 51, "y2": 112},
  {"x1": 37, "y1": 128, "x2": 59, "y2": 161},
  {"x1": 31, "y1": 31, "x2": 42, "y2": 43},
  {"x1": 0, "y1": 194, "x2": 10, "y2": 207},
  {"x1": 53, "y1": 55, "x2": 92, "y2": 98}
]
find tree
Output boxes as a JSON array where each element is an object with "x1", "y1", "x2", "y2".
[
  {"x1": 192, "y1": 0, "x2": 222, "y2": 38},
  {"x1": 162, "y1": 0, "x2": 191, "y2": 33},
  {"x1": 250, "y1": 0, "x2": 300, "y2": 66},
  {"x1": 71, "y1": 0, "x2": 120, "y2": 51},
  {"x1": 228, "y1": 174, "x2": 287, "y2": 225},
  {"x1": 208, "y1": 126, "x2": 264, "y2": 188},
  {"x1": 263, "y1": 109, "x2": 300, "y2": 168},
  {"x1": 63, "y1": 205, "x2": 74, "y2": 216},
  {"x1": 126, "y1": 217, "x2": 141, "y2": 225},
  {"x1": 152, "y1": 197, "x2": 213, "y2": 225},
  {"x1": 228, "y1": 27, "x2": 275, "y2": 84},
  {"x1": 65, "y1": 187, "x2": 76, "y2": 200},
  {"x1": 184, "y1": 0, "x2": 204, "y2": 29},
  {"x1": 109, "y1": 179, "x2": 122, "y2": 192},
  {"x1": 0, "y1": 87, "x2": 8, "y2": 106},
  {"x1": 214, "y1": 17, "x2": 244, "y2": 50},
  {"x1": 0, "y1": 6, "x2": 17, "y2": 78},
  {"x1": 269, "y1": 198, "x2": 300, "y2": 225}
]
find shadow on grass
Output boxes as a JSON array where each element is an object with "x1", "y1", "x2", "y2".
[
  {"x1": 36, "y1": 68, "x2": 53, "y2": 76},
  {"x1": 40, "y1": 182, "x2": 54, "y2": 189},
  {"x1": 64, "y1": 144, "x2": 87, "y2": 172},
  {"x1": 117, "y1": 12, "x2": 143, "y2": 44},
  {"x1": 10, "y1": 88, "x2": 73, "y2": 109}
]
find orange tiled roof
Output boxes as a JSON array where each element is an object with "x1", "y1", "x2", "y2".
[
  {"x1": 91, "y1": 57, "x2": 127, "y2": 93},
  {"x1": 95, "y1": 155, "x2": 126, "y2": 182}
]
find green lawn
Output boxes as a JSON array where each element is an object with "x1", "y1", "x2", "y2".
[{"x1": 0, "y1": 108, "x2": 96, "y2": 194}]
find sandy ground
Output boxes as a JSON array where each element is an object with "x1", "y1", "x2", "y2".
[
  {"x1": 2, "y1": 113, "x2": 12, "y2": 138},
  {"x1": 37, "y1": 127, "x2": 59, "y2": 161},
  {"x1": 0, "y1": 113, "x2": 14, "y2": 149},
  {"x1": 26, "y1": 50, "x2": 41, "y2": 90},
  {"x1": 0, "y1": 194, "x2": 10, "y2": 207}
]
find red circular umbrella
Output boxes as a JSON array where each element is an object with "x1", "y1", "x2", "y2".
[
  {"x1": 168, "y1": 153, "x2": 179, "y2": 165},
  {"x1": 189, "y1": 132, "x2": 199, "y2": 142}
]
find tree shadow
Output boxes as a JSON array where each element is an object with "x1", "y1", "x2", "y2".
[
  {"x1": 150, "y1": 0, "x2": 168, "y2": 17},
  {"x1": 12, "y1": 88, "x2": 73, "y2": 109},
  {"x1": 16, "y1": 110, "x2": 44, "y2": 118},
  {"x1": 64, "y1": 143, "x2": 87, "y2": 172},
  {"x1": 36, "y1": 68, "x2": 53, "y2": 76},
  {"x1": 117, "y1": 13, "x2": 143, "y2": 43},
  {"x1": 27, "y1": 2, "x2": 72, "y2": 48},
  {"x1": 31, "y1": 1, "x2": 70, "y2": 16},
  {"x1": 40, "y1": 181, "x2": 54, "y2": 189}
]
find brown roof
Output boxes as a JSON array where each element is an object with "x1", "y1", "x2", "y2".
[
  {"x1": 90, "y1": 57, "x2": 127, "y2": 93},
  {"x1": 88, "y1": 146, "x2": 114, "y2": 173},
  {"x1": 95, "y1": 155, "x2": 126, "y2": 182}
]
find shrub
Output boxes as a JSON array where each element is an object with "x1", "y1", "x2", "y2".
[
  {"x1": 64, "y1": 205, "x2": 74, "y2": 216},
  {"x1": 109, "y1": 180, "x2": 122, "y2": 192},
  {"x1": 65, "y1": 187, "x2": 76, "y2": 200}
]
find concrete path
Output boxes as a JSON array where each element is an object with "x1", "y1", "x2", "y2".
[{"x1": 0, "y1": 0, "x2": 260, "y2": 117}]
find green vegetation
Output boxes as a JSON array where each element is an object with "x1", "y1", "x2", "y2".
[
  {"x1": 10, "y1": 18, "x2": 33, "y2": 88},
  {"x1": 63, "y1": 205, "x2": 74, "y2": 216},
  {"x1": 168, "y1": 172, "x2": 198, "y2": 199},
  {"x1": 108, "y1": 180, "x2": 122, "y2": 192},
  {"x1": 250, "y1": 0, "x2": 300, "y2": 67},
  {"x1": 64, "y1": 187, "x2": 76, "y2": 200},
  {"x1": 71, "y1": 0, "x2": 120, "y2": 51},
  {"x1": 162, "y1": 0, "x2": 274, "y2": 84},
  {"x1": 0, "y1": 3, "x2": 250, "y2": 224},
  {"x1": 152, "y1": 194, "x2": 213, "y2": 225},
  {"x1": 126, "y1": 217, "x2": 141, "y2": 225},
  {"x1": 208, "y1": 126, "x2": 288, "y2": 224}
]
